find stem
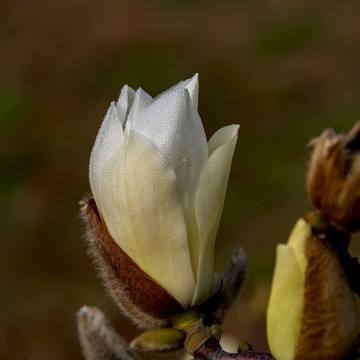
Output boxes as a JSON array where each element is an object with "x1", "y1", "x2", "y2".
[{"x1": 194, "y1": 337, "x2": 274, "y2": 360}]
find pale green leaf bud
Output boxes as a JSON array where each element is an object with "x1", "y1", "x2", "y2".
[{"x1": 131, "y1": 328, "x2": 185, "y2": 353}]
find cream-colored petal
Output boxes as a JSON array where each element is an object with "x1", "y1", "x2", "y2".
[
  {"x1": 89, "y1": 102, "x2": 125, "y2": 199},
  {"x1": 191, "y1": 125, "x2": 239, "y2": 306},
  {"x1": 207, "y1": 124, "x2": 239, "y2": 156},
  {"x1": 135, "y1": 88, "x2": 207, "y2": 210},
  {"x1": 94, "y1": 133, "x2": 196, "y2": 308},
  {"x1": 116, "y1": 85, "x2": 136, "y2": 126},
  {"x1": 267, "y1": 244, "x2": 303, "y2": 360}
]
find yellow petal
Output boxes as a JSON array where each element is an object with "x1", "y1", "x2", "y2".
[
  {"x1": 267, "y1": 244, "x2": 304, "y2": 360},
  {"x1": 287, "y1": 218, "x2": 311, "y2": 277}
]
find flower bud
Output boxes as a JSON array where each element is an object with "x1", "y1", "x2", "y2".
[
  {"x1": 131, "y1": 328, "x2": 186, "y2": 353},
  {"x1": 86, "y1": 74, "x2": 239, "y2": 322},
  {"x1": 267, "y1": 219, "x2": 359, "y2": 360},
  {"x1": 307, "y1": 121, "x2": 360, "y2": 232}
]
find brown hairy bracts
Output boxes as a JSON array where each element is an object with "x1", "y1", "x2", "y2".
[
  {"x1": 80, "y1": 196, "x2": 183, "y2": 329},
  {"x1": 307, "y1": 121, "x2": 360, "y2": 232},
  {"x1": 294, "y1": 234, "x2": 359, "y2": 360}
]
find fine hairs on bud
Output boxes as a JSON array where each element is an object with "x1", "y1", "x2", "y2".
[{"x1": 77, "y1": 306, "x2": 140, "y2": 360}]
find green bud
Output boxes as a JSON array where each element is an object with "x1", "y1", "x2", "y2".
[{"x1": 131, "y1": 328, "x2": 185, "y2": 353}]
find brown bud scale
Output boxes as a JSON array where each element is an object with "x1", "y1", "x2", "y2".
[
  {"x1": 80, "y1": 196, "x2": 183, "y2": 329},
  {"x1": 307, "y1": 122, "x2": 360, "y2": 232},
  {"x1": 294, "y1": 235, "x2": 359, "y2": 360}
]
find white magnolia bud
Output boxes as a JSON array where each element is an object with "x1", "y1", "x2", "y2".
[{"x1": 89, "y1": 74, "x2": 239, "y2": 309}]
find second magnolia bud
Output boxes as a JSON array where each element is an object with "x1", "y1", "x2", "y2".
[
  {"x1": 267, "y1": 218, "x2": 360, "y2": 360},
  {"x1": 307, "y1": 121, "x2": 360, "y2": 232}
]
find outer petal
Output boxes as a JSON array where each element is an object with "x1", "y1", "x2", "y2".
[
  {"x1": 92, "y1": 132, "x2": 196, "y2": 309},
  {"x1": 134, "y1": 87, "x2": 207, "y2": 210},
  {"x1": 267, "y1": 244, "x2": 304, "y2": 360},
  {"x1": 90, "y1": 102, "x2": 125, "y2": 201},
  {"x1": 191, "y1": 125, "x2": 239, "y2": 306}
]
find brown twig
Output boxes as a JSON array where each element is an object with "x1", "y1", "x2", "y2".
[{"x1": 194, "y1": 338, "x2": 274, "y2": 360}]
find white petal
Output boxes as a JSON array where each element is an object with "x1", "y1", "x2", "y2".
[
  {"x1": 134, "y1": 88, "x2": 207, "y2": 210},
  {"x1": 89, "y1": 102, "x2": 125, "y2": 197},
  {"x1": 191, "y1": 125, "x2": 239, "y2": 306},
  {"x1": 207, "y1": 124, "x2": 240, "y2": 156},
  {"x1": 174, "y1": 73, "x2": 199, "y2": 108},
  {"x1": 116, "y1": 85, "x2": 136, "y2": 126},
  {"x1": 93, "y1": 133, "x2": 196, "y2": 308},
  {"x1": 183, "y1": 73, "x2": 199, "y2": 108},
  {"x1": 125, "y1": 88, "x2": 153, "y2": 134},
  {"x1": 267, "y1": 245, "x2": 303, "y2": 360},
  {"x1": 156, "y1": 74, "x2": 199, "y2": 109}
]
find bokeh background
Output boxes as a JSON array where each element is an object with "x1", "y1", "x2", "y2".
[{"x1": 1, "y1": 0, "x2": 360, "y2": 359}]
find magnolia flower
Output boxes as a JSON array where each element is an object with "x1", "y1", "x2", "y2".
[
  {"x1": 89, "y1": 74, "x2": 239, "y2": 311},
  {"x1": 267, "y1": 219, "x2": 359, "y2": 360}
]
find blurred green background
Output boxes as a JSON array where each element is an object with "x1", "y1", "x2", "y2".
[{"x1": 1, "y1": 0, "x2": 360, "y2": 359}]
